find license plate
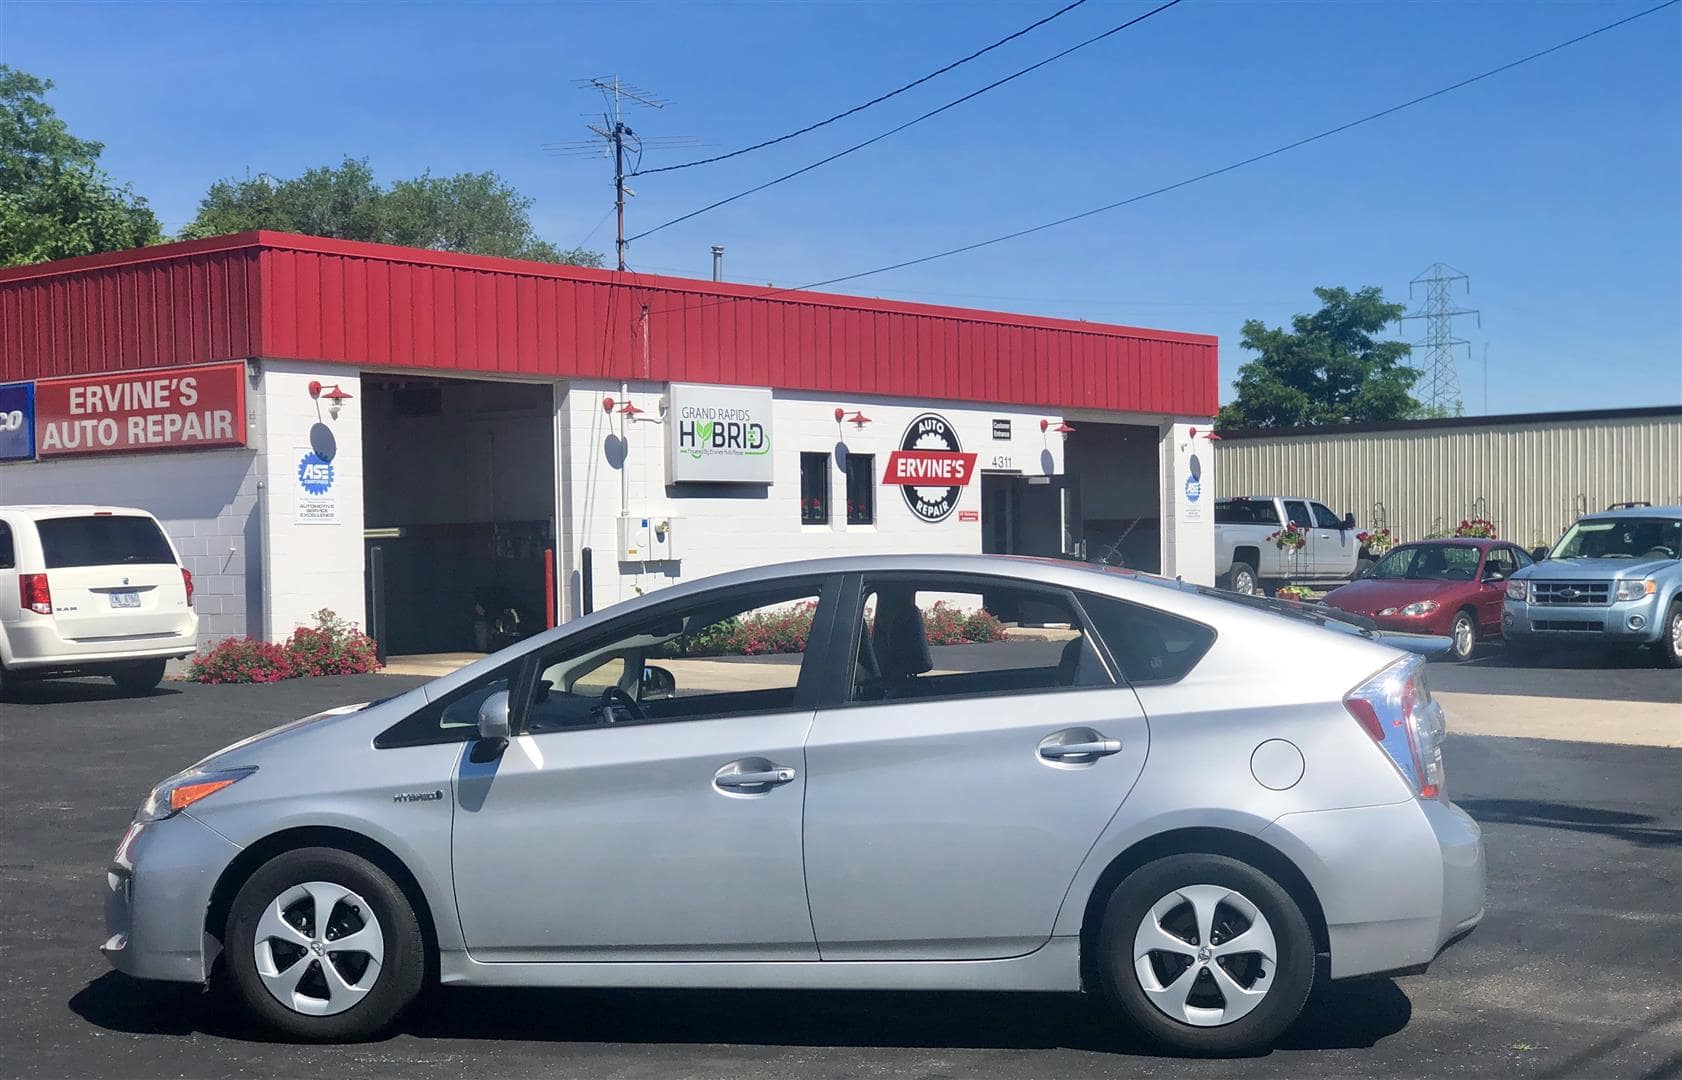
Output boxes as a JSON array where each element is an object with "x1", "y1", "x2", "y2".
[{"x1": 109, "y1": 591, "x2": 141, "y2": 609}]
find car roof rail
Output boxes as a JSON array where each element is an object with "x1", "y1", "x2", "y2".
[{"x1": 1606, "y1": 500, "x2": 1652, "y2": 510}]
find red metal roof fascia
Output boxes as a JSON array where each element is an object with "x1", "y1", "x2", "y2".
[
  {"x1": 2, "y1": 232, "x2": 1218, "y2": 415},
  {"x1": 240, "y1": 231, "x2": 1216, "y2": 347}
]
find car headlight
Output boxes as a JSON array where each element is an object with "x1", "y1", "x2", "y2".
[
  {"x1": 1614, "y1": 579, "x2": 1656, "y2": 602},
  {"x1": 1397, "y1": 600, "x2": 1440, "y2": 617},
  {"x1": 135, "y1": 766, "x2": 256, "y2": 823},
  {"x1": 1505, "y1": 579, "x2": 1529, "y2": 601}
]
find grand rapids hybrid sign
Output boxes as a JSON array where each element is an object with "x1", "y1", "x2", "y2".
[{"x1": 666, "y1": 382, "x2": 773, "y2": 484}]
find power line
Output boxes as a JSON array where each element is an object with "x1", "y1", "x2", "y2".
[
  {"x1": 629, "y1": 0, "x2": 1094, "y2": 177},
  {"x1": 626, "y1": 0, "x2": 1188, "y2": 243},
  {"x1": 645, "y1": 0, "x2": 1673, "y2": 314}
]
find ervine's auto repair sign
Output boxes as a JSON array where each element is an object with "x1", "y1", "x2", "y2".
[
  {"x1": 33, "y1": 363, "x2": 247, "y2": 458},
  {"x1": 883, "y1": 413, "x2": 978, "y2": 523}
]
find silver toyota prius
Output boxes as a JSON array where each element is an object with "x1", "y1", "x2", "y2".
[{"x1": 101, "y1": 555, "x2": 1484, "y2": 1055}]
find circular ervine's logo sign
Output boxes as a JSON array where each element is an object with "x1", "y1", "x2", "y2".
[{"x1": 897, "y1": 413, "x2": 965, "y2": 523}]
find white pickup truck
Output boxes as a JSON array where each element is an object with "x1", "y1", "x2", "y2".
[{"x1": 1214, "y1": 495, "x2": 1373, "y2": 595}]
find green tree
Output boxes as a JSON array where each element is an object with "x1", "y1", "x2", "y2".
[
  {"x1": 1216, "y1": 286, "x2": 1419, "y2": 429},
  {"x1": 0, "y1": 66, "x2": 161, "y2": 267},
  {"x1": 180, "y1": 157, "x2": 603, "y2": 267}
]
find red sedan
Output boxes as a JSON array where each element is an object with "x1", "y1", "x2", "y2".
[{"x1": 1322, "y1": 538, "x2": 1536, "y2": 661}]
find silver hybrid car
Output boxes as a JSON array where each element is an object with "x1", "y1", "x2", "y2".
[{"x1": 102, "y1": 555, "x2": 1483, "y2": 1055}]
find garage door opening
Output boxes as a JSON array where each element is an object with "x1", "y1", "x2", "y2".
[
  {"x1": 361, "y1": 375, "x2": 557, "y2": 659},
  {"x1": 1064, "y1": 422, "x2": 1162, "y2": 574}
]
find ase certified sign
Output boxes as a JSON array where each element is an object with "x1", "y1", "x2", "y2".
[
  {"x1": 666, "y1": 383, "x2": 774, "y2": 484},
  {"x1": 883, "y1": 412, "x2": 978, "y2": 523}
]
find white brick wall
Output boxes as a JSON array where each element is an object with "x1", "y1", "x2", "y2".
[
  {"x1": 558, "y1": 382, "x2": 1076, "y2": 616},
  {"x1": 1161, "y1": 422, "x2": 1217, "y2": 586},
  {"x1": 255, "y1": 362, "x2": 366, "y2": 640},
  {"x1": 0, "y1": 449, "x2": 262, "y2": 645}
]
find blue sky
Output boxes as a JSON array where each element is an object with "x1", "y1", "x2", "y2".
[{"x1": 5, "y1": 0, "x2": 1678, "y2": 414}]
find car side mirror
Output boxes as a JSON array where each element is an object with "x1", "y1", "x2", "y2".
[
  {"x1": 641, "y1": 665, "x2": 676, "y2": 702},
  {"x1": 1342, "y1": 513, "x2": 1356, "y2": 530},
  {"x1": 1484, "y1": 570, "x2": 1506, "y2": 584},
  {"x1": 477, "y1": 689, "x2": 511, "y2": 742}
]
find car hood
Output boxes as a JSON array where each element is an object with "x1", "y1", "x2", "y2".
[
  {"x1": 1522, "y1": 556, "x2": 1677, "y2": 579},
  {"x1": 189, "y1": 701, "x2": 375, "y2": 772},
  {"x1": 1324, "y1": 578, "x2": 1462, "y2": 613}
]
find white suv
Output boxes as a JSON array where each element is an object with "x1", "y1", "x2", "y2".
[{"x1": 0, "y1": 505, "x2": 198, "y2": 695}]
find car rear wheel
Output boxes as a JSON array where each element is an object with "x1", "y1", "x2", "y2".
[
  {"x1": 1098, "y1": 854, "x2": 1315, "y2": 1056},
  {"x1": 224, "y1": 847, "x2": 424, "y2": 1041},
  {"x1": 111, "y1": 658, "x2": 166, "y2": 695},
  {"x1": 1224, "y1": 562, "x2": 1259, "y2": 596},
  {"x1": 1656, "y1": 603, "x2": 1682, "y2": 669},
  {"x1": 1450, "y1": 610, "x2": 1477, "y2": 662}
]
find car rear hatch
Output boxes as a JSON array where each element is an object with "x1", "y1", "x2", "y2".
[{"x1": 35, "y1": 515, "x2": 192, "y2": 642}]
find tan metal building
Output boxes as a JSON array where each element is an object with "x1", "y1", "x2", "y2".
[{"x1": 1215, "y1": 406, "x2": 1682, "y2": 550}]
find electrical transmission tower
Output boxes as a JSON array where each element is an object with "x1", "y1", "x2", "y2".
[
  {"x1": 1401, "y1": 263, "x2": 1480, "y2": 416},
  {"x1": 542, "y1": 77, "x2": 697, "y2": 272}
]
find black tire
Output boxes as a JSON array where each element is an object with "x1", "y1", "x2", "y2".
[
  {"x1": 224, "y1": 847, "x2": 425, "y2": 1041},
  {"x1": 111, "y1": 658, "x2": 166, "y2": 695},
  {"x1": 1655, "y1": 602, "x2": 1682, "y2": 669},
  {"x1": 1097, "y1": 854, "x2": 1315, "y2": 1056},
  {"x1": 1449, "y1": 609, "x2": 1478, "y2": 662},
  {"x1": 1224, "y1": 562, "x2": 1259, "y2": 597}
]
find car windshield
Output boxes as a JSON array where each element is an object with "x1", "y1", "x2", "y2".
[
  {"x1": 1550, "y1": 517, "x2": 1682, "y2": 560},
  {"x1": 1109, "y1": 565, "x2": 1379, "y2": 633},
  {"x1": 1368, "y1": 544, "x2": 1481, "y2": 581}
]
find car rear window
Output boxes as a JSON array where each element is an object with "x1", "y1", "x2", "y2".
[
  {"x1": 36, "y1": 515, "x2": 177, "y2": 569},
  {"x1": 1215, "y1": 499, "x2": 1280, "y2": 526},
  {"x1": 1078, "y1": 592, "x2": 1215, "y2": 684}
]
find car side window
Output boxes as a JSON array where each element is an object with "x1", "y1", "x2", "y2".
[
  {"x1": 1078, "y1": 592, "x2": 1216, "y2": 685},
  {"x1": 848, "y1": 577, "x2": 1110, "y2": 704},
  {"x1": 0, "y1": 522, "x2": 13, "y2": 570},
  {"x1": 374, "y1": 662, "x2": 518, "y2": 749},
  {"x1": 1483, "y1": 548, "x2": 1517, "y2": 580},
  {"x1": 1310, "y1": 503, "x2": 1344, "y2": 530},
  {"x1": 521, "y1": 582, "x2": 826, "y2": 735},
  {"x1": 1282, "y1": 500, "x2": 1312, "y2": 530}
]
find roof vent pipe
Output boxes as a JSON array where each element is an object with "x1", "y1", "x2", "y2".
[{"x1": 711, "y1": 245, "x2": 724, "y2": 282}]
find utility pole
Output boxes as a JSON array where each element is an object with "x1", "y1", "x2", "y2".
[
  {"x1": 542, "y1": 78, "x2": 698, "y2": 272},
  {"x1": 1401, "y1": 263, "x2": 1480, "y2": 416}
]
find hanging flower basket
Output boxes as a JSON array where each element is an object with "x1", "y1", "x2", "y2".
[
  {"x1": 1357, "y1": 527, "x2": 1394, "y2": 555},
  {"x1": 1454, "y1": 517, "x2": 1498, "y2": 539},
  {"x1": 1267, "y1": 521, "x2": 1308, "y2": 552}
]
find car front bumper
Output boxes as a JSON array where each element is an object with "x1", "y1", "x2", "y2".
[
  {"x1": 1261, "y1": 796, "x2": 1485, "y2": 980},
  {"x1": 102, "y1": 812, "x2": 242, "y2": 984},
  {"x1": 1503, "y1": 596, "x2": 1663, "y2": 644}
]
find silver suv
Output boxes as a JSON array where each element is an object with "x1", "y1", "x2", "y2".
[{"x1": 1503, "y1": 504, "x2": 1682, "y2": 667}]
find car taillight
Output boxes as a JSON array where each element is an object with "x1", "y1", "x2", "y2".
[
  {"x1": 181, "y1": 567, "x2": 194, "y2": 607},
  {"x1": 1345, "y1": 656, "x2": 1446, "y2": 799},
  {"x1": 20, "y1": 573, "x2": 52, "y2": 616}
]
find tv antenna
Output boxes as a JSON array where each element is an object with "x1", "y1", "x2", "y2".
[{"x1": 541, "y1": 77, "x2": 698, "y2": 271}]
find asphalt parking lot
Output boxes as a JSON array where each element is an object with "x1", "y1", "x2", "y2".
[{"x1": 2, "y1": 665, "x2": 1679, "y2": 1080}]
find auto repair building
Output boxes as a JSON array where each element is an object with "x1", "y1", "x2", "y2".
[{"x1": 0, "y1": 232, "x2": 1219, "y2": 655}]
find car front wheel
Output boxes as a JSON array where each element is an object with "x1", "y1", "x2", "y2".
[
  {"x1": 1098, "y1": 853, "x2": 1315, "y2": 1056},
  {"x1": 1657, "y1": 602, "x2": 1682, "y2": 669},
  {"x1": 1450, "y1": 611, "x2": 1477, "y2": 662},
  {"x1": 224, "y1": 847, "x2": 425, "y2": 1041}
]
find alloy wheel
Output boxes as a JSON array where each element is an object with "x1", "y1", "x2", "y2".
[
  {"x1": 252, "y1": 880, "x2": 384, "y2": 1016},
  {"x1": 1671, "y1": 609, "x2": 1682, "y2": 659},
  {"x1": 1233, "y1": 570, "x2": 1256, "y2": 596},
  {"x1": 1453, "y1": 614, "x2": 1476, "y2": 659},
  {"x1": 1132, "y1": 885, "x2": 1277, "y2": 1027}
]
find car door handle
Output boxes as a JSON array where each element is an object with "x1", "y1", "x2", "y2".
[
  {"x1": 1039, "y1": 739, "x2": 1123, "y2": 760},
  {"x1": 714, "y1": 766, "x2": 797, "y2": 789}
]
